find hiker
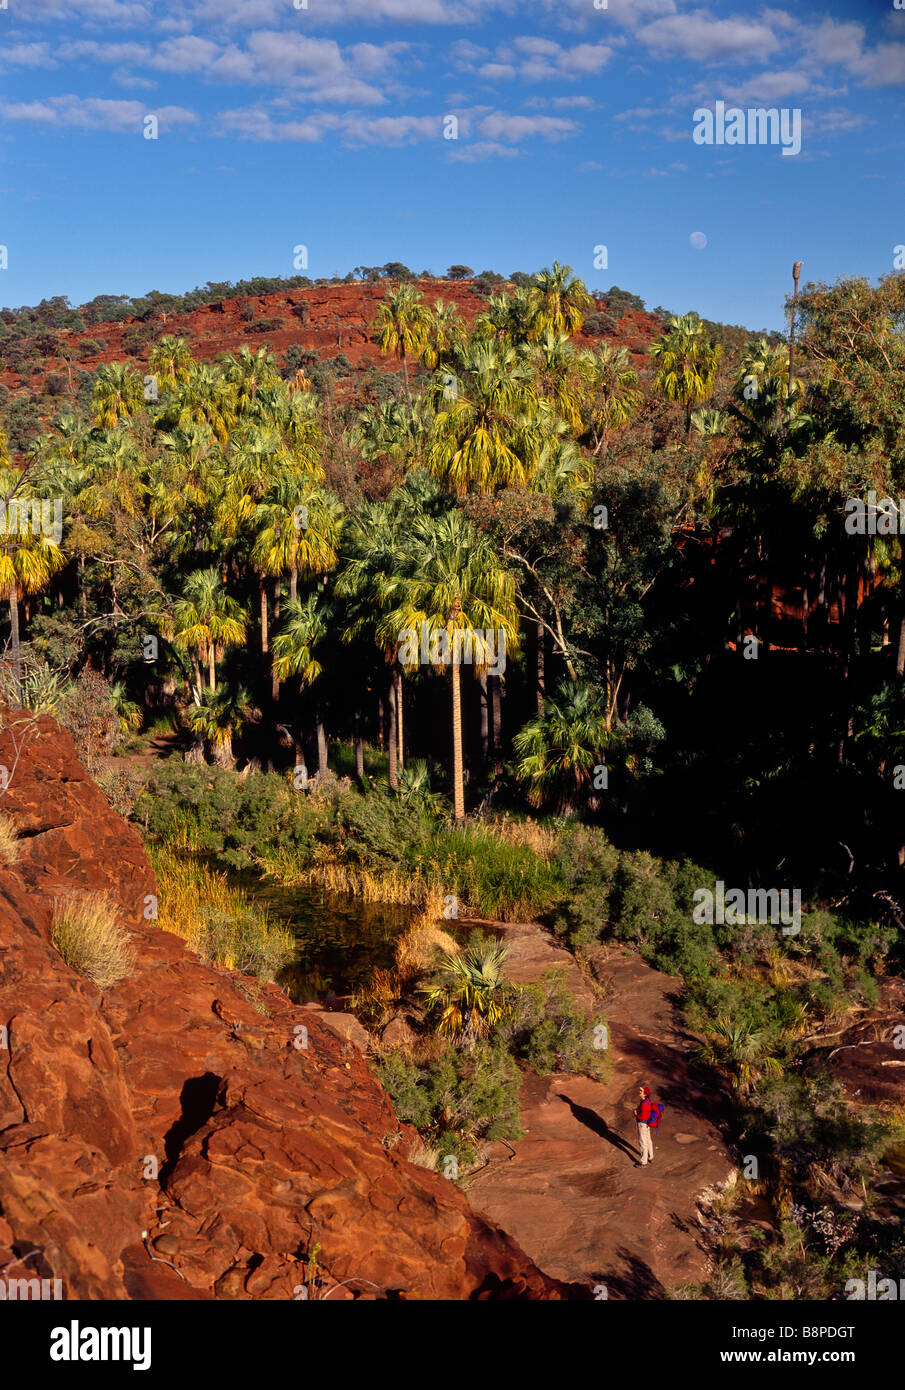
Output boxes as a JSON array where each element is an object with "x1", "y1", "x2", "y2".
[{"x1": 635, "y1": 1084, "x2": 655, "y2": 1167}]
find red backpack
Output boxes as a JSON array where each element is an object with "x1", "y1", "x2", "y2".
[{"x1": 648, "y1": 1101, "x2": 665, "y2": 1130}]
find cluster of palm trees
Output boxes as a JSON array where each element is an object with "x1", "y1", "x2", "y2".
[{"x1": 0, "y1": 262, "x2": 743, "y2": 819}]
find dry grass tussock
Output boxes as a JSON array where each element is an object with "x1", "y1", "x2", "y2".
[
  {"x1": 51, "y1": 892, "x2": 136, "y2": 989},
  {"x1": 0, "y1": 811, "x2": 20, "y2": 864}
]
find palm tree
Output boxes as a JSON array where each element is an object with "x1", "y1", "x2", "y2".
[
  {"x1": 187, "y1": 684, "x2": 257, "y2": 770},
  {"x1": 155, "y1": 424, "x2": 223, "y2": 554},
  {"x1": 91, "y1": 362, "x2": 145, "y2": 430},
  {"x1": 0, "y1": 467, "x2": 66, "y2": 700},
  {"x1": 530, "y1": 331, "x2": 585, "y2": 432},
  {"x1": 337, "y1": 479, "x2": 443, "y2": 787},
  {"x1": 698, "y1": 1018, "x2": 784, "y2": 1097},
  {"x1": 111, "y1": 681, "x2": 142, "y2": 734},
  {"x1": 473, "y1": 292, "x2": 535, "y2": 348},
  {"x1": 374, "y1": 284, "x2": 432, "y2": 404},
  {"x1": 78, "y1": 430, "x2": 144, "y2": 521},
  {"x1": 579, "y1": 344, "x2": 641, "y2": 456},
  {"x1": 513, "y1": 682, "x2": 610, "y2": 815},
  {"x1": 425, "y1": 344, "x2": 544, "y2": 495},
  {"x1": 529, "y1": 262, "x2": 592, "y2": 339},
  {"x1": 171, "y1": 567, "x2": 247, "y2": 693},
  {"x1": 221, "y1": 346, "x2": 281, "y2": 416},
  {"x1": 382, "y1": 509, "x2": 520, "y2": 821},
  {"x1": 690, "y1": 408, "x2": 729, "y2": 436},
  {"x1": 253, "y1": 471, "x2": 342, "y2": 603},
  {"x1": 650, "y1": 313, "x2": 722, "y2": 433},
  {"x1": 172, "y1": 363, "x2": 237, "y2": 446},
  {"x1": 421, "y1": 300, "x2": 466, "y2": 369},
  {"x1": 351, "y1": 399, "x2": 428, "y2": 477},
  {"x1": 422, "y1": 940, "x2": 510, "y2": 1044},
  {"x1": 149, "y1": 335, "x2": 194, "y2": 389},
  {"x1": 271, "y1": 593, "x2": 327, "y2": 777}
]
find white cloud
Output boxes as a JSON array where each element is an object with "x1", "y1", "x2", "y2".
[
  {"x1": 447, "y1": 140, "x2": 521, "y2": 162},
  {"x1": 1, "y1": 94, "x2": 196, "y2": 131},
  {"x1": 218, "y1": 105, "x2": 441, "y2": 144},
  {"x1": 850, "y1": 42, "x2": 905, "y2": 88},
  {"x1": 457, "y1": 35, "x2": 613, "y2": 83},
  {"x1": 0, "y1": 43, "x2": 57, "y2": 68},
  {"x1": 639, "y1": 11, "x2": 781, "y2": 64},
  {"x1": 802, "y1": 19, "x2": 864, "y2": 68},
  {"x1": 16, "y1": 0, "x2": 152, "y2": 22},
  {"x1": 716, "y1": 69, "x2": 813, "y2": 106},
  {"x1": 478, "y1": 111, "x2": 577, "y2": 141}
]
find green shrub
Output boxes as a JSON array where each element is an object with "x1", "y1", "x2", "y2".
[
  {"x1": 377, "y1": 1044, "x2": 522, "y2": 1167},
  {"x1": 497, "y1": 968, "x2": 609, "y2": 1079},
  {"x1": 552, "y1": 824, "x2": 619, "y2": 947}
]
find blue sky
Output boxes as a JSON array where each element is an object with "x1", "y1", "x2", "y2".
[{"x1": 1, "y1": 0, "x2": 903, "y2": 330}]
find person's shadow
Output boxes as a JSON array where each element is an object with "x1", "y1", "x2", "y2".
[{"x1": 559, "y1": 1094, "x2": 639, "y2": 1160}]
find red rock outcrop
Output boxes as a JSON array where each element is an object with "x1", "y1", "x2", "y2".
[{"x1": 0, "y1": 710, "x2": 574, "y2": 1300}]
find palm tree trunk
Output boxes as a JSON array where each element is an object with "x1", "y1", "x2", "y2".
[
  {"x1": 295, "y1": 735, "x2": 308, "y2": 787},
  {"x1": 491, "y1": 673, "x2": 503, "y2": 777},
  {"x1": 354, "y1": 710, "x2": 365, "y2": 781},
  {"x1": 377, "y1": 694, "x2": 385, "y2": 750},
  {"x1": 394, "y1": 667, "x2": 404, "y2": 770},
  {"x1": 290, "y1": 565, "x2": 298, "y2": 602},
  {"x1": 272, "y1": 579, "x2": 281, "y2": 703},
  {"x1": 188, "y1": 654, "x2": 202, "y2": 704},
  {"x1": 208, "y1": 645, "x2": 216, "y2": 692},
  {"x1": 79, "y1": 554, "x2": 87, "y2": 617},
  {"x1": 452, "y1": 657, "x2": 465, "y2": 822},
  {"x1": 214, "y1": 735, "x2": 235, "y2": 771},
  {"x1": 536, "y1": 618, "x2": 545, "y2": 716},
  {"x1": 896, "y1": 614, "x2": 905, "y2": 677},
  {"x1": 402, "y1": 353, "x2": 410, "y2": 406},
  {"x1": 8, "y1": 586, "x2": 21, "y2": 703},
  {"x1": 316, "y1": 708, "x2": 328, "y2": 779},
  {"x1": 387, "y1": 677, "x2": 398, "y2": 789},
  {"x1": 479, "y1": 671, "x2": 489, "y2": 762},
  {"x1": 260, "y1": 581, "x2": 268, "y2": 656}
]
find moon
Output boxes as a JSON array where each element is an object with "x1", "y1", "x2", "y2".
[{"x1": 689, "y1": 231, "x2": 708, "y2": 250}]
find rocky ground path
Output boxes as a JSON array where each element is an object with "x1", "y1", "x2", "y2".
[{"x1": 468, "y1": 924, "x2": 735, "y2": 1296}]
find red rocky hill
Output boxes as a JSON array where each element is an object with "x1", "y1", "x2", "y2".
[{"x1": 0, "y1": 279, "x2": 663, "y2": 401}]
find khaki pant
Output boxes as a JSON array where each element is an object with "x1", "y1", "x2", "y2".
[{"x1": 637, "y1": 1121, "x2": 653, "y2": 1165}]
